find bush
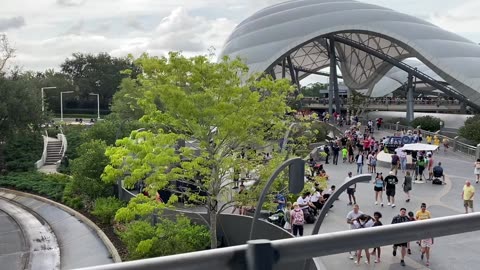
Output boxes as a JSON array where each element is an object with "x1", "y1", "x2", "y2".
[
  {"x1": 459, "y1": 115, "x2": 480, "y2": 144},
  {"x1": 62, "y1": 175, "x2": 114, "y2": 210},
  {"x1": 117, "y1": 215, "x2": 210, "y2": 260},
  {"x1": 0, "y1": 172, "x2": 69, "y2": 201},
  {"x1": 410, "y1": 116, "x2": 441, "y2": 132},
  {"x1": 4, "y1": 133, "x2": 43, "y2": 172},
  {"x1": 91, "y1": 197, "x2": 125, "y2": 225}
]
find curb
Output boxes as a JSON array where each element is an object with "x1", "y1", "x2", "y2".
[{"x1": 0, "y1": 188, "x2": 122, "y2": 263}]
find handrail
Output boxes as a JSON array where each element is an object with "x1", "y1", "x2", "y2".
[
  {"x1": 35, "y1": 130, "x2": 49, "y2": 169},
  {"x1": 75, "y1": 212, "x2": 480, "y2": 270}
]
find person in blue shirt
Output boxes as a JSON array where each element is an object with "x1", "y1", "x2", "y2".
[{"x1": 275, "y1": 193, "x2": 286, "y2": 211}]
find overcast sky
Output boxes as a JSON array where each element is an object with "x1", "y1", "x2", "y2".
[{"x1": 1, "y1": 0, "x2": 479, "y2": 73}]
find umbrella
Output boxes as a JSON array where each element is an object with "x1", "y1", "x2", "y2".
[{"x1": 400, "y1": 143, "x2": 438, "y2": 151}]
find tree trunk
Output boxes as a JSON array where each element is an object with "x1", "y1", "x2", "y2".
[{"x1": 208, "y1": 198, "x2": 218, "y2": 248}]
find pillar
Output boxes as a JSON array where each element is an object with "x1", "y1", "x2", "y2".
[
  {"x1": 406, "y1": 73, "x2": 414, "y2": 123},
  {"x1": 328, "y1": 37, "x2": 339, "y2": 119}
]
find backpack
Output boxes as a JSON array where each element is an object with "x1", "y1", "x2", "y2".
[
  {"x1": 291, "y1": 209, "x2": 305, "y2": 225},
  {"x1": 432, "y1": 178, "x2": 443, "y2": 185}
]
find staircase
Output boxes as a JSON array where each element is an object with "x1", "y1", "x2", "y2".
[{"x1": 44, "y1": 140, "x2": 63, "y2": 165}]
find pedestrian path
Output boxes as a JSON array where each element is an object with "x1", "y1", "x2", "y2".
[{"x1": 305, "y1": 126, "x2": 479, "y2": 270}]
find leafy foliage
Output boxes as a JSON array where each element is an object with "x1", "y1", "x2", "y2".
[
  {"x1": 114, "y1": 194, "x2": 166, "y2": 223},
  {"x1": 4, "y1": 132, "x2": 43, "y2": 172},
  {"x1": 91, "y1": 197, "x2": 125, "y2": 225},
  {"x1": 410, "y1": 116, "x2": 441, "y2": 132},
  {"x1": 102, "y1": 53, "x2": 293, "y2": 248},
  {"x1": 459, "y1": 115, "x2": 480, "y2": 144},
  {"x1": 0, "y1": 172, "x2": 69, "y2": 201},
  {"x1": 117, "y1": 216, "x2": 210, "y2": 260}
]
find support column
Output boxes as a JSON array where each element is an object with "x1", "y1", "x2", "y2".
[
  {"x1": 329, "y1": 37, "x2": 341, "y2": 115},
  {"x1": 406, "y1": 73, "x2": 414, "y2": 123}
]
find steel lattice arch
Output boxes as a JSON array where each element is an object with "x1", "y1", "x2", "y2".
[{"x1": 219, "y1": 0, "x2": 480, "y2": 111}]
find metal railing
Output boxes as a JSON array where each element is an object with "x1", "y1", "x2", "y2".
[
  {"x1": 76, "y1": 212, "x2": 480, "y2": 270},
  {"x1": 35, "y1": 130, "x2": 49, "y2": 169}
]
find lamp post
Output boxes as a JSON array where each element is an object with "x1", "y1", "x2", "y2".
[
  {"x1": 41, "y1": 86, "x2": 57, "y2": 113},
  {"x1": 60, "y1": 91, "x2": 74, "y2": 122},
  {"x1": 89, "y1": 93, "x2": 100, "y2": 119}
]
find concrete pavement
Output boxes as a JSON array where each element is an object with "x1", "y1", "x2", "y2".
[{"x1": 303, "y1": 128, "x2": 479, "y2": 270}]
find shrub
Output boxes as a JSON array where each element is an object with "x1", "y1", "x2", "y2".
[
  {"x1": 62, "y1": 175, "x2": 114, "y2": 210},
  {"x1": 117, "y1": 215, "x2": 210, "y2": 260},
  {"x1": 4, "y1": 133, "x2": 43, "y2": 172},
  {"x1": 91, "y1": 197, "x2": 125, "y2": 225},
  {"x1": 459, "y1": 115, "x2": 480, "y2": 144},
  {"x1": 410, "y1": 116, "x2": 441, "y2": 132},
  {"x1": 0, "y1": 172, "x2": 69, "y2": 201}
]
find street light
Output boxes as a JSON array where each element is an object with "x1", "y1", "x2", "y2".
[
  {"x1": 60, "y1": 91, "x2": 74, "y2": 122},
  {"x1": 89, "y1": 93, "x2": 100, "y2": 119},
  {"x1": 41, "y1": 86, "x2": 57, "y2": 113}
]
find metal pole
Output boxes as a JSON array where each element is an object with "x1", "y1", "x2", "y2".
[
  {"x1": 406, "y1": 73, "x2": 414, "y2": 123},
  {"x1": 329, "y1": 37, "x2": 340, "y2": 115},
  {"x1": 328, "y1": 38, "x2": 335, "y2": 120},
  {"x1": 249, "y1": 157, "x2": 304, "y2": 240},
  {"x1": 97, "y1": 95, "x2": 100, "y2": 119},
  {"x1": 60, "y1": 92, "x2": 64, "y2": 122},
  {"x1": 246, "y1": 240, "x2": 274, "y2": 270},
  {"x1": 41, "y1": 88, "x2": 45, "y2": 113}
]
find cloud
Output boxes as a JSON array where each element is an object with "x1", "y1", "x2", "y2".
[
  {"x1": 64, "y1": 20, "x2": 84, "y2": 35},
  {"x1": 0, "y1": 16, "x2": 26, "y2": 31},
  {"x1": 56, "y1": 0, "x2": 87, "y2": 7},
  {"x1": 429, "y1": 0, "x2": 480, "y2": 34}
]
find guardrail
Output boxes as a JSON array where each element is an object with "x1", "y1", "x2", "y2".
[
  {"x1": 76, "y1": 212, "x2": 480, "y2": 270},
  {"x1": 35, "y1": 130, "x2": 49, "y2": 169}
]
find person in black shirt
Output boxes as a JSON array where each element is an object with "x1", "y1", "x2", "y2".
[
  {"x1": 324, "y1": 144, "x2": 330, "y2": 164},
  {"x1": 371, "y1": 211, "x2": 383, "y2": 263},
  {"x1": 391, "y1": 208, "x2": 411, "y2": 266},
  {"x1": 332, "y1": 143, "x2": 340, "y2": 165},
  {"x1": 384, "y1": 171, "x2": 399, "y2": 208}
]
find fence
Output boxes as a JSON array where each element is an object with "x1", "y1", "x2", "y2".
[{"x1": 76, "y1": 212, "x2": 480, "y2": 270}]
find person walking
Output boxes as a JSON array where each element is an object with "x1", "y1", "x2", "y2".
[
  {"x1": 342, "y1": 147, "x2": 348, "y2": 163},
  {"x1": 474, "y1": 159, "x2": 480, "y2": 184},
  {"x1": 391, "y1": 208, "x2": 411, "y2": 267},
  {"x1": 356, "y1": 152, "x2": 364, "y2": 174},
  {"x1": 416, "y1": 203, "x2": 433, "y2": 266},
  {"x1": 391, "y1": 152, "x2": 400, "y2": 176},
  {"x1": 332, "y1": 143, "x2": 340, "y2": 165},
  {"x1": 462, "y1": 181, "x2": 475, "y2": 213},
  {"x1": 290, "y1": 202, "x2": 305, "y2": 237},
  {"x1": 385, "y1": 171, "x2": 399, "y2": 208},
  {"x1": 399, "y1": 150, "x2": 407, "y2": 174},
  {"x1": 371, "y1": 211, "x2": 383, "y2": 263},
  {"x1": 403, "y1": 171, "x2": 412, "y2": 203},
  {"x1": 352, "y1": 214, "x2": 375, "y2": 265},
  {"x1": 324, "y1": 144, "x2": 330, "y2": 164},
  {"x1": 346, "y1": 204, "x2": 363, "y2": 259},
  {"x1": 373, "y1": 172, "x2": 384, "y2": 206},
  {"x1": 345, "y1": 172, "x2": 357, "y2": 205}
]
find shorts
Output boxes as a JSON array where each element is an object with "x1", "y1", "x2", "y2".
[
  {"x1": 347, "y1": 188, "x2": 356, "y2": 195},
  {"x1": 464, "y1": 200, "x2": 474, "y2": 208},
  {"x1": 394, "y1": 243, "x2": 408, "y2": 248},
  {"x1": 374, "y1": 186, "x2": 383, "y2": 192},
  {"x1": 420, "y1": 238, "x2": 433, "y2": 248},
  {"x1": 386, "y1": 189, "x2": 396, "y2": 197}
]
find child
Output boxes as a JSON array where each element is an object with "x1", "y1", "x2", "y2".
[
  {"x1": 342, "y1": 147, "x2": 348, "y2": 163},
  {"x1": 291, "y1": 202, "x2": 305, "y2": 237},
  {"x1": 283, "y1": 202, "x2": 292, "y2": 233}
]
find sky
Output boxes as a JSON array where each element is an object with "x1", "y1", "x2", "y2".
[{"x1": 1, "y1": 0, "x2": 480, "y2": 76}]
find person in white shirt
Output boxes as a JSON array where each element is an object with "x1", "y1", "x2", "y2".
[
  {"x1": 346, "y1": 204, "x2": 364, "y2": 259},
  {"x1": 345, "y1": 172, "x2": 357, "y2": 205}
]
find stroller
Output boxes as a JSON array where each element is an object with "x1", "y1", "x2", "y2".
[{"x1": 267, "y1": 209, "x2": 286, "y2": 228}]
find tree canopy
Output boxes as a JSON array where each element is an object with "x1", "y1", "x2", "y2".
[{"x1": 102, "y1": 52, "x2": 293, "y2": 248}]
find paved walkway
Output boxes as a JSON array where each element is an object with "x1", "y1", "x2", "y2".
[
  {"x1": 303, "y1": 128, "x2": 478, "y2": 270},
  {"x1": 0, "y1": 190, "x2": 116, "y2": 269}
]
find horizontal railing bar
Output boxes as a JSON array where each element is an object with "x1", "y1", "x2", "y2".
[{"x1": 76, "y1": 213, "x2": 480, "y2": 270}]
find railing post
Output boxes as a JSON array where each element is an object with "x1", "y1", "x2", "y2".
[
  {"x1": 476, "y1": 144, "x2": 480, "y2": 160},
  {"x1": 246, "y1": 240, "x2": 274, "y2": 270},
  {"x1": 453, "y1": 136, "x2": 459, "y2": 152}
]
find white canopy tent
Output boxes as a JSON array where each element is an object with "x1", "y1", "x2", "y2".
[{"x1": 400, "y1": 143, "x2": 438, "y2": 151}]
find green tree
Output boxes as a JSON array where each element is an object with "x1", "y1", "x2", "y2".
[
  {"x1": 300, "y1": 82, "x2": 326, "y2": 97},
  {"x1": 102, "y1": 52, "x2": 293, "y2": 248},
  {"x1": 459, "y1": 115, "x2": 480, "y2": 144},
  {"x1": 411, "y1": 116, "x2": 441, "y2": 132},
  {"x1": 61, "y1": 53, "x2": 140, "y2": 109}
]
